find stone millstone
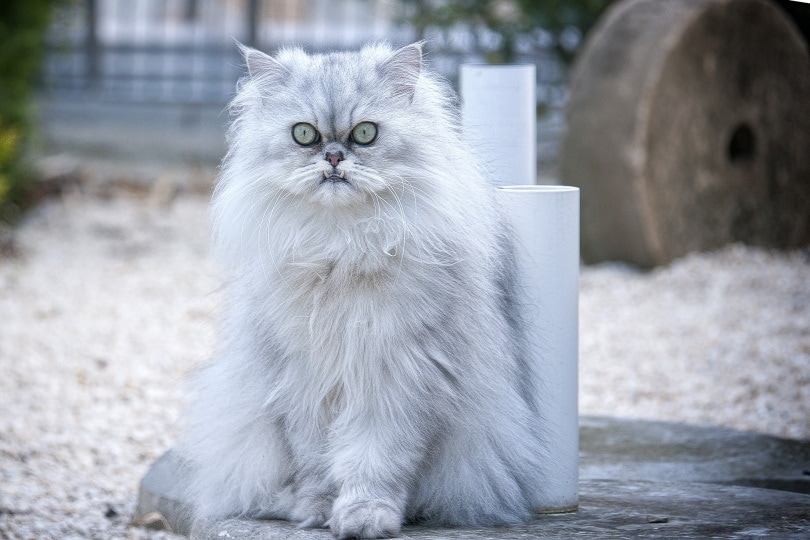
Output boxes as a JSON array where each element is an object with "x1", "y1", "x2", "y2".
[{"x1": 561, "y1": 0, "x2": 810, "y2": 267}]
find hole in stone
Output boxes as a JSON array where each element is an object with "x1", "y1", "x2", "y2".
[{"x1": 728, "y1": 123, "x2": 756, "y2": 164}]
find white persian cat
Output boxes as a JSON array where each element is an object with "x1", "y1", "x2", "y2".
[{"x1": 180, "y1": 42, "x2": 548, "y2": 539}]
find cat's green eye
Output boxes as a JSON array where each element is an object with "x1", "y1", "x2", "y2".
[
  {"x1": 351, "y1": 121, "x2": 378, "y2": 145},
  {"x1": 292, "y1": 122, "x2": 320, "y2": 146}
]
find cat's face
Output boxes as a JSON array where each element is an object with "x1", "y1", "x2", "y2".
[{"x1": 236, "y1": 44, "x2": 425, "y2": 209}]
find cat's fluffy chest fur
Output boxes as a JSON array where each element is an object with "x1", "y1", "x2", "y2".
[
  {"x1": 180, "y1": 42, "x2": 549, "y2": 539},
  {"x1": 260, "y1": 209, "x2": 473, "y2": 412}
]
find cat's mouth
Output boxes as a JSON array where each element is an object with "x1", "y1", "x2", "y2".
[{"x1": 320, "y1": 170, "x2": 351, "y2": 186}]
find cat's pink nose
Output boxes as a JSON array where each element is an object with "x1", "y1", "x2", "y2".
[{"x1": 325, "y1": 152, "x2": 344, "y2": 168}]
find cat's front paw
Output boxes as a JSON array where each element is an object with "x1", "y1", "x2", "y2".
[
  {"x1": 329, "y1": 499, "x2": 401, "y2": 539},
  {"x1": 292, "y1": 494, "x2": 333, "y2": 529}
]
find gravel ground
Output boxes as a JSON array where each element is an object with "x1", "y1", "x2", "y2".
[{"x1": 1, "y1": 191, "x2": 808, "y2": 539}]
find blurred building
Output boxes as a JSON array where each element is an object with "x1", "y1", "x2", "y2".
[
  {"x1": 39, "y1": 0, "x2": 566, "y2": 172},
  {"x1": 44, "y1": 0, "x2": 409, "y2": 103}
]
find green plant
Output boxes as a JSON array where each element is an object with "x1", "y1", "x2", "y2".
[
  {"x1": 0, "y1": 1, "x2": 56, "y2": 225},
  {"x1": 400, "y1": 0, "x2": 615, "y2": 63},
  {"x1": 518, "y1": 0, "x2": 615, "y2": 60}
]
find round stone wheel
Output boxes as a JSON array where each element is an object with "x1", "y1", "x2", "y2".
[{"x1": 561, "y1": 0, "x2": 810, "y2": 267}]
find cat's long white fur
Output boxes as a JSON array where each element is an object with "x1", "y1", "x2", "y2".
[{"x1": 179, "y1": 42, "x2": 549, "y2": 538}]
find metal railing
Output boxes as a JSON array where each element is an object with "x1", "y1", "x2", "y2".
[
  {"x1": 43, "y1": 0, "x2": 565, "y2": 104},
  {"x1": 41, "y1": 0, "x2": 566, "y2": 169},
  {"x1": 43, "y1": 0, "x2": 412, "y2": 103}
]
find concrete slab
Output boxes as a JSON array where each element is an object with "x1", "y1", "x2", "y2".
[
  {"x1": 136, "y1": 449, "x2": 194, "y2": 535},
  {"x1": 191, "y1": 481, "x2": 810, "y2": 539},
  {"x1": 580, "y1": 416, "x2": 810, "y2": 494},
  {"x1": 136, "y1": 416, "x2": 810, "y2": 537}
]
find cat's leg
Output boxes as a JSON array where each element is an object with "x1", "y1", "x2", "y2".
[
  {"x1": 183, "y1": 345, "x2": 300, "y2": 521},
  {"x1": 192, "y1": 413, "x2": 333, "y2": 525},
  {"x1": 258, "y1": 468, "x2": 333, "y2": 527},
  {"x1": 280, "y1": 415, "x2": 337, "y2": 528},
  {"x1": 329, "y1": 498, "x2": 402, "y2": 540},
  {"x1": 185, "y1": 413, "x2": 294, "y2": 520},
  {"x1": 327, "y1": 395, "x2": 435, "y2": 539},
  {"x1": 283, "y1": 461, "x2": 336, "y2": 528}
]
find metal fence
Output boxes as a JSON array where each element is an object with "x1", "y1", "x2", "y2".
[
  {"x1": 43, "y1": 0, "x2": 566, "y2": 106},
  {"x1": 44, "y1": 0, "x2": 409, "y2": 103}
]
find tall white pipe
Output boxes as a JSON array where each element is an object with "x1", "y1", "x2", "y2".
[
  {"x1": 496, "y1": 185, "x2": 580, "y2": 513},
  {"x1": 460, "y1": 64, "x2": 537, "y2": 186},
  {"x1": 461, "y1": 63, "x2": 578, "y2": 512}
]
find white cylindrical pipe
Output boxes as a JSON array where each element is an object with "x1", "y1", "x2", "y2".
[
  {"x1": 496, "y1": 185, "x2": 579, "y2": 513},
  {"x1": 460, "y1": 64, "x2": 537, "y2": 186}
]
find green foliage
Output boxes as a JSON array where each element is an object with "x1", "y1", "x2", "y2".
[
  {"x1": 401, "y1": 0, "x2": 615, "y2": 63},
  {"x1": 0, "y1": 1, "x2": 56, "y2": 225},
  {"x1": 517, "y1": 0, "x2": 614, "y2": 58}
]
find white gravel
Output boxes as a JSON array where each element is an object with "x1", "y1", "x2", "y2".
[{"x1": 1, "y1": 191, "x2": 808, "y2": 539}]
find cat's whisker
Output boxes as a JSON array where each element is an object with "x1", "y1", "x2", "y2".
[
  {"x1": 372, "y1": 171, "x2": 467, "y2": 269},
  {"x1": 240, "y1": 183, "x2": 278, "y2": 245},
  {"x1": 365, "y1": 166, "x2": 439, "y2": 222},
  {"x1": 381, "y1": 180, "x2": 410, "y2": 264},
  {"x1": 378, "y1": 170, "x2": 430, "y2": 220},
  {"x1": 357, "y1": 171, "x2": 411, "y2": 236},
  {"x1": 255, "y1": 193, "x2": 285, "y2": 288},
  {"x1": 367, "y1": 191, "x2": 385, "y2": 232},
  {"x1": 359, "y1": 171, "x2": 416, "y2": 282},
  {"x1": 257, "y1": 187, "x2": 303, "y2": 295}
]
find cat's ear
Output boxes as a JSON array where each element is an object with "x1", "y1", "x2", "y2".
[
  {"x1": 237, "y1": 41, "x2": 287, "y2": 83},
  {"x1": 379, "y1": 42, "x2": 423, "y2": 103}
]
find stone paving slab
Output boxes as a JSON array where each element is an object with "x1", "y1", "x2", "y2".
[
  {"x1": 191, "y1": 480, "x2": 810, "y2": 539},
  {"x1": 579, "y1": 416, "x2": 810, "y2": 493},
  {"x1": 137, "y1": 416, "x2": 810, "y2": 537}
]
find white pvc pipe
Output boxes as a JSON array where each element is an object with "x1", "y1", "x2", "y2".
[
  {"x1": 461, "y1": 63, "x2": 578, "y2": 512},
  {"x1": 460, "y1": 64, "x2": 537, "y2": 185},
  {"x1": 496, "y1": 185, "x2": 580, "y2": 514}
]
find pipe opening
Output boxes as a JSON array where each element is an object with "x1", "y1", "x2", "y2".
[{"x1": 728, "y1": 123, "x2": 756, "y2": 164}]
